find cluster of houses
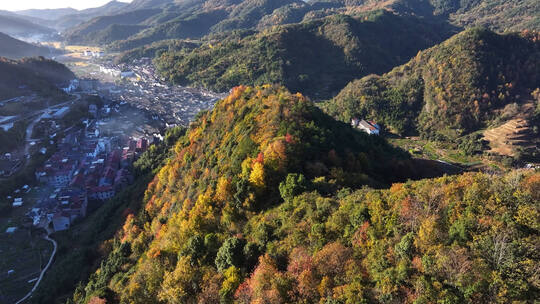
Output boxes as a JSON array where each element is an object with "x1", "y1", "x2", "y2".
[
  {"x1": 30, "y1": 121, "x2": 150, "y2": 232},
  {"x1": 83, "y1": 50, "x2": 105, "y2": 58},
  {"x1": 62, "y1": 78, "x2": 101, "y2": 93},
  {"x1": 351, "y1": 118, "x2": 380, "y2": 135},
  {"x1": 99, "y1": 65, "x2": 137, "y2": 79}
]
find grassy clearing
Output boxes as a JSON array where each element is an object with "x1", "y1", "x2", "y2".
[
  {"x1": 64, "y1": 45, "x2": 101, "y2": 53},
  {"x1": 388, "y1": 137, "x2": 484, "y2": 166}
]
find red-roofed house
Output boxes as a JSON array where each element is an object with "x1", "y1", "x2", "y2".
[{"x1": 89, "y1": 186, "x2": 115, "y2": 201}]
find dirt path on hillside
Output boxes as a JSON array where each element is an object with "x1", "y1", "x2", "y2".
[{"x1": 15, "y1": 235, "x2": 57, "y2": 304}]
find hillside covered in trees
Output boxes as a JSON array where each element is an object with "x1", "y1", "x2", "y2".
[
  {"x1": 0, "y1": 57, "x2": 75, "y2": 99},
  {"x1": 43, "y1": 85, "x2": 538, "y2": 304},
  {"x1": 62, "y1": 0, "x2": 539, "y2": 50},
  {"x1": 324, "y1": 28, "x2": 540, "y2": 140},
  {"x1": 154, "y1": 11, "x2": 453, "y2": 98},
  {"x1": 65, "y1": 0, "x2": 304, "y2": 47}
]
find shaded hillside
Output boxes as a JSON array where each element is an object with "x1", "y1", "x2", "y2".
[
  {"x1": 154, "y1": 11, "x2": 454, "y2": 98},
  {"x1": 115, "y1": 39, "x2": 200, "y2": 64},
  {"x1": 324, "y1": 28, "x2": 540, "y2": 139},
  {"x1": 62, "y1": 85, "x2": 540, "y2": 304},
  {"x1": 64, "y1": 9, "x2": 163, "y2": 44},
  {"x1": 67, "y1": 0, "x2": 302, "y2": 48},
  {"x1": 0, "y1": 57, "x2": 74, "y2": 99},
  {"x1": 109, "y1": 9, "x2": 232, "y2": 51},
  {"x1": 83, "y1": 24, "x2": 150, "y2": 45},
  {"x1": 0, "y1": 32, "x2": 54, "y2": 59}
]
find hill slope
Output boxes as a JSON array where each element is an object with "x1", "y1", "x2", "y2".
[
  {"x1": 63, "y1": 86, "x2": 540, "y2": 304},
  {"x1": 436, "y1": 0, "x2": 540, "y2": 32},
  {"x1": 324, "y1": 28, "x2": 540, "y2": 139},
  {"x1": 64, "y1": 8, "x2": 162, "y2": 44},
  {"x1": 0, "y1": 57, "x2": 75, "y2": 99},
  {"x1": 310, "y1": 0, "x2": 540, "y2": 31},
  {"x1": 0, "y1": 32, "x2": 53, "y2": 59},
  {"x1": 155, "y1": 11, "x2": 454, "y2": 99}
]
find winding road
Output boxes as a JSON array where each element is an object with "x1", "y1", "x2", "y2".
[{"x1": 14, "y1": 235, "x2": 57, "y2": 304}]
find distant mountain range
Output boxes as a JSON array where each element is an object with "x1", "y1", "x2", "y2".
[
  {"x1": 0, "y1": 11, "x2": 57, "y2": 40},
  {"x1": 1, "y1": 0, "x2": 536, "y2": 50},
  {"x1": 47, "y1": 1, "x2": 132, "y2": 30},
  {"x1": 0, "y1": 1, "x2": 132, "y2": 34},
  {"x1": 15, "y1": 7, "x2": 78, "y2": 21}
]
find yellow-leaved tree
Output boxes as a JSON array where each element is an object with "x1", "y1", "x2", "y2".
[{"x1": 249, "y1": 162, "x2": 265, "y2": 189}]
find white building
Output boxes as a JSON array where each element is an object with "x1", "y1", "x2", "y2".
[{"x1": 352, "y1": 118, "x2": 380, "y2": 135}]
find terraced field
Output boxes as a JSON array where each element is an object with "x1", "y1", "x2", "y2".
[{"x1": 483, "y1": 102, "x2": 536, "y2": 157}]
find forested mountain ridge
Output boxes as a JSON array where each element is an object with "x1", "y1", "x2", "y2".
[
  {"x1": 61, "y1": 0, "x2": 539, "y2": 50},
  {"x1": 324, "y1": 28, "x2": 540, "y2": 140},
  {"x1": 64, "y1": 0, "x2": 304, "y2": 46},
  {"x1": 154, "y1": 10, "x2": 454, "y2": 99},
  {"x1": 66, "y1": 84, "x2": 437, "y2": 303},
  {"x1": 59, "y1": 85, "x2": 540, "y2": 303}
]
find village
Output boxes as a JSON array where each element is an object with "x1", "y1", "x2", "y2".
[
  {"x1": 2, "y1": 48, "x2": 226, "y2": 239},
  {"x1": 72, "y1": 53, "x2": 225, "y2": 127},
  {"x1": 6, "y1": 100, "x2": 155, "y2": 235},
  {"x1": 0, "y1": 86, "x2": 160, "y2": 302}
]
